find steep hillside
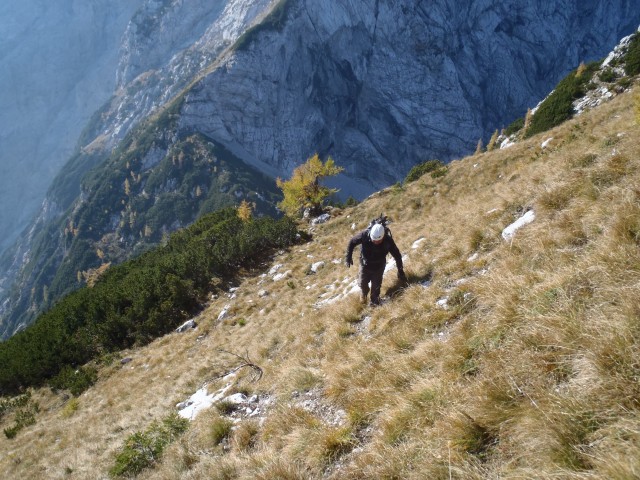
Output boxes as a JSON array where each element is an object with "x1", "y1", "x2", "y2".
[
  {"x1": 1, "y1": 82, "x2": 638, "y2": 479},
  {"x1": 2, "y1": 2, "x2": 639, "y2": 342},
  {"x1": 0, "y1": 99, "x2": 283, "y2": 340},
  {"x1": 3, "y1": 0, "x2": 640, "y2": 341}
]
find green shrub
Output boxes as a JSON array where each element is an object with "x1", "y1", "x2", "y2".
[
  {"x1": 504, "y1": 117, "x2": 524, "y2": 136},
  {"x1": 216, "y1": 400, "x2": 238, "y2": 416},
  {"x1": 49, "y1": 365, "x2": 98, "y2": 397},
  {"x1": 616, "y1": 77, "x2": 632, "y2": 90},
  {"x1": 233, "y1": 0, "x2": 292, "y2": 52},
  {"x1": 345, "y1": 196, "x2": 358, "y2": 207},
  {"x1": 623, "y1": 32, "x2": 640, "y2": 76},
  {"x1": 2, "y1": 392, "x2": 39, "y2": 439},
  {"x1": 0, "y1": 210, "x2": 299, "y2": 396},
  {"x1": 525, "y1": 62, "x2": 599, "y2": 138},
  {"x1": 598, "y1": 68, "x2": 617, "y2": 83},
  {"x1": 110, "y1": 413, "x2": 189, "y2": 478},
  {"x1": 404, "y1": 160, "x2": 447, "y2": 183}
]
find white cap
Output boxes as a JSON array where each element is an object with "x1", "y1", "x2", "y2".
[{"x1": 370, "y1": 224, "x2": 385, "y2": 241}]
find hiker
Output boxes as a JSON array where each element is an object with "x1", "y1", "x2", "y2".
[{"x1": 345, "y1": 216, "x2": 407, "y2": 306}]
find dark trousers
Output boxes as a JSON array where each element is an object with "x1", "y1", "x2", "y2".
[{"x1": 359, "y1": 264, "x2": 385, "y2": 305}]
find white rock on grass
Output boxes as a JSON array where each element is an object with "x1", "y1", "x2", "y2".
[
  {"x1": 178, "y1": 384, "x2": 231, "y2": 420},
  {"x1": 384, "y1": 255, "x2": 408, "y2": 273},
  {"x1": 268, "y1": 264, "x2": 283, "y2": 275},
  {"x1": 411, "y1": 237, "x2": 426, "y2": 249},
  {"x1": 175, "y1": 319, "x2": 197, "y2": 333},
  {"x1": 502, "y1": 210, "x2": 536, "y2": 241},
  {"x1": 436, "y1": 298, "x2": 449, "y2": 309},
  {"x1": 223, "y1": 393, "x2": 248, "y2": 404},
  {"x1": 311, "y1": 261, "x2": 325, "y2": 273},
  {"x1": 217, "y1": 304, "x2": 231, "y2": 321},
  {"x1": 272, "y1": 270, "x2": 292, "y2": 281},
  {"x1": 312, "y1": 213, "x2": 331, "y2": 225}
]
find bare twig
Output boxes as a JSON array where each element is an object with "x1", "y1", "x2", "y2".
[{"x1": 216, "y1": 349, "x2": 263, "y2": 383}]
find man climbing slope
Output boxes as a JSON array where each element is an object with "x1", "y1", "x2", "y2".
[{"x1": 345, "y1": 216, "x2": 407, "y2": 306}]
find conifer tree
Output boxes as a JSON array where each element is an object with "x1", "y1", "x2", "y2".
[
  {"x1": 523, "y1": 107, "x2": 533, "y2": 133},
  {"x1": 276, "y1": 154, "x2": 344, "y2": 217},
  {"x1": 474, "y1": 138, "x2": 484, "y2": 155},
  {"x1": 487, "y1": 129, "x2": 499, "y2": 151},
  {"x1": 237, "y1": 200, "x2": 254, "y2": 222}
]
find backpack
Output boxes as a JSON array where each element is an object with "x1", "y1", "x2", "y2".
[{"x1": 367, "y1": 214, "x2": 392, "y2": 237}]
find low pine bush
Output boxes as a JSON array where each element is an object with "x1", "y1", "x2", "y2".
[
  {"x1": 505, "y1": 117, "x2": 524, "y2": 136},
  {"x1": 110, "y1": 413, "x2": 189, "y2": 477},
  {"x1": 1, "y1": 392, "x2": 39, "y2": 439},
  {"x1": 405, "y1": 160, "x2": 447, "y2": 183},
  {"x1": 623, "y1": 32, "x2": 640, "y2": 76},
  {"x1": 49, "y1": 365, "x2": 98, "y2": 397},
  {"x1": 525, "y1": 62, "x2": 599, "y2": 138}
]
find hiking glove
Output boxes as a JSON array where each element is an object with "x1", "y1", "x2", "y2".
[{"x1": 398, "y1": 269, "x2": 408, "y2": 284}]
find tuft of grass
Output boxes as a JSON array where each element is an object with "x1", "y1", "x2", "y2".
[
  {"x1": 449, "y1": 411, "x2": 498, "y2": 460},
  {"x1": 210, "y1": 416, "x2": 234, "y2": 446},
  {"x1": 290, "y1": 368, "x2": 322, "y2": 393},
  {"x1": 232, "y1": 420, "x2": 260, "y2": 451},
  {"x1": 590, "y1": 154, "x2": 629, "y2": 188},
  {"x1": 380, "y1": 407, "x2": 414, "y2": 446},
  {"x1": 216, "y1": 400, "x2": 239, "y2": 416},
  {"x1": 61, "y1": 398, "x2": 80, "y2": 419},
  {"x1": 312, "y1": 425, "x2": 356, "y2": 464}
]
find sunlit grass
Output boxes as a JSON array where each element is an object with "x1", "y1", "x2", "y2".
[{"x1": 1, "y1": 87, "x2": 639, "y2": 479}]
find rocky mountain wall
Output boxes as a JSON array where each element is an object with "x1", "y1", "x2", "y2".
[{"x1": 179, "y1": 0, "x2": 640, "y2": 194}]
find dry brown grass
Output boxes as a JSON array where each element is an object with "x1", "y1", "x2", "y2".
[{"x1": 2, "y1": 87, "x2": 640, "y2": 479}]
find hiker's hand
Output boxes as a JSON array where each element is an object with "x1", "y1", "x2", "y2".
[
  {"x1": 345, "y1": 257, "x2": 352, "y2": 268},
  {"x1": 398, "y1": 269, "x2": 408, "y2": 284}
]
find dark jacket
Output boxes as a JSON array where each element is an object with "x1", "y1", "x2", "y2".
[{"x1": 346, "y1": 228, "x2": 403, "y2": 271}]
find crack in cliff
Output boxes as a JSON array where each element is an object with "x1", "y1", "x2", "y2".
[{"x1": 303, "y1": 1, "x2": 322, "y2": 42}]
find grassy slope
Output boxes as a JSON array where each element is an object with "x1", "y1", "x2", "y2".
[{"x1": 1, "y1": 87, "x2": 639, "y2": 479}]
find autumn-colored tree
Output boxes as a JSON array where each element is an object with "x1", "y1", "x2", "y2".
[
  {"x1": 576, "y1": 61, "x2": 586, "y2": 78},
  {"x1": 523, "y1": 107, "x2": 533, "y2": 132},
  {"x1": 474, "y1": 138, "x2": 484, "y2": 155},
  {"x1": 276, "y1": 154, "x2": 344, "y2": 217},
  {"x1": 487, "y1": 129, "x2": 499, "y2": 151},
  {"x1": 237, "y1": 200, "x2": 254, "y2": 222}
]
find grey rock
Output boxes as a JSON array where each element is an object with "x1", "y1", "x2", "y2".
[
  {"x1": 223, "y1": 393, "x2": 248, "y2": 404},
  {"x1": 311, "y1": 214, "x2": 331, "y2": 226},
  {"x1": 176, "y1": 319, "x2": 197, "y2": 333}
]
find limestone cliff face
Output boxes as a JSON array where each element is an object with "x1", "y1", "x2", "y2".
[
  {"x1": 178, "y1": 0, "x2": 640, "y2": 195},
  {"x1": 94, "y1": 0, "x2": 273, "y2": 152}
]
